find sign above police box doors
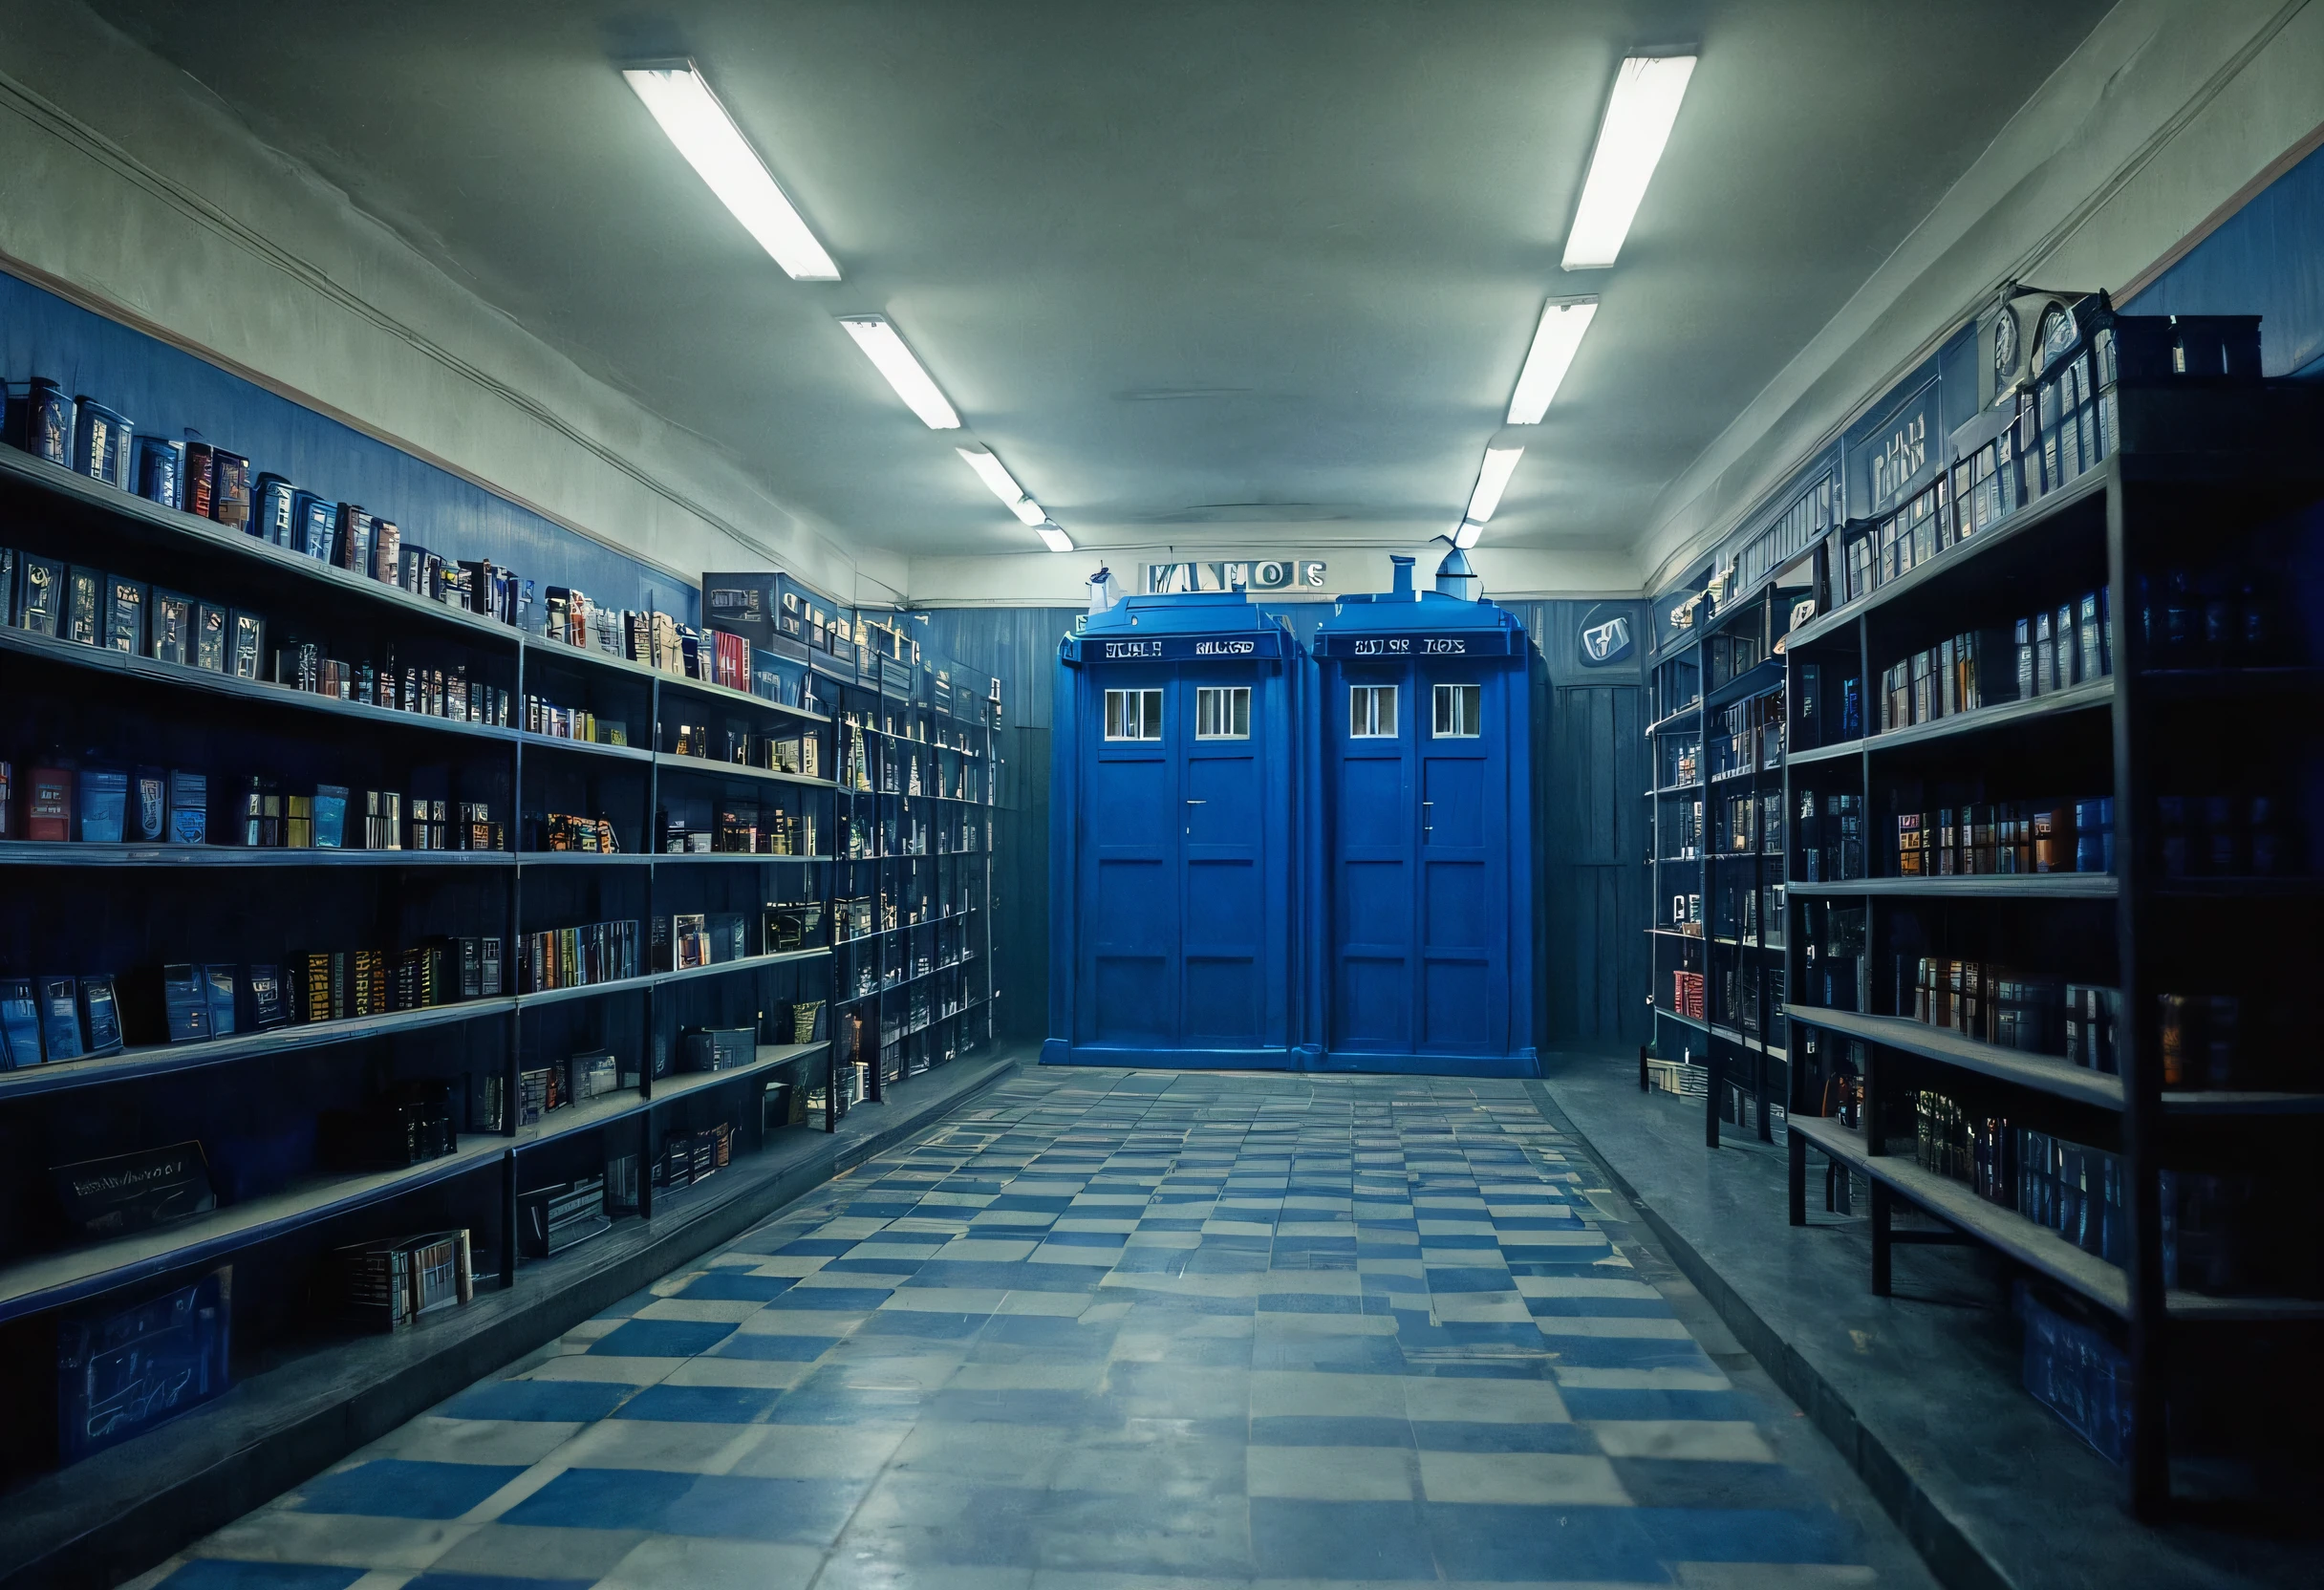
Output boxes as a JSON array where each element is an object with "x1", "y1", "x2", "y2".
[
  {"x1": 1577, "y1": 603, "x2": 1637, "y2": 668},
  {"x1": 1144, "y1": 558, "x2": 1326, "y2": 594},
  {"x1": 1069, "y1": 630, "x2": 1290, "y2": 663}
]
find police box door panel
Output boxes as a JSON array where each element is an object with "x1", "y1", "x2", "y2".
[
  {"x1": 1083, "y1": 666, "x2": 1174, "y2": 1046},
  {"x1": 1181, "y1": 671, "x2": 1265, "y2": 1048},
  {"x1": 1415, "y1": 665, "x2": 1503, "y2": 1054},
  {"x1": 1330, "y1": 663, "x2": 1414, "y2": 1050}
]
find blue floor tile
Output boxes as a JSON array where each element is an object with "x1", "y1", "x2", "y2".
[
  {"x1": 612, "y1": 1384, "x2": 785, "y2": 1423},
  {"x1": 156, "y1": 1566, "x2": 367, "y2": 1590},
  {"x1": 1631, "y1": 1505, "x2": 1865, "y2": 1563},
  {"x1": 854, "y1": 1309, "x2": 988, "y2": 1340},
  {"x1": 1426, "y1": 1501, "x2": 1671, "y2": 1582},
  {"x1": 289, "y1": 1459, "x2": 525, "y2": 1519},
  {"x1": 711, "y1": 1332, "x2": 843, "y2": 1361},
  {"x1": 676, "y1": 1270, "x2": 798, "y2": 1301},
  {"x1": 503, "y1": 1468, "x2": 859, "y2": 1542},
  {"x1": 1547, "y1": 1338, "x2": 1722, "y2": 1373},
  {"x1": 1557, "y1": 1386, "x2": 1761, "y2": 1423},
  {"x1": 1412, "y1": 1418, "x2": 1598, "y2": 1452},
  {"x1": 1251, "y1": 1497, "x2": 1436, "y2": 1580},
  {"x1": 1421, "y1": 1266, "x2": 1521, "y2": 1292},
  {"x1": 587, "y1": 1319, "x2": 739, "y2": 1358},
  {"x1": 1250, "y1": 1414, "x2": 1414, "y2": 1447},
  {"x1": 436, "y1": 1379, "x2": 639, "y2": 1423},
  {"x1": 776, "y1": 1237, "x2": 858, "y2": 1256},
  {"x1": 775, "y1": 1286, "x2": 897, "y2": 1310},
  {"x1": 1527, "y1": 1295, "x2": 1677, "y2": 1319}
]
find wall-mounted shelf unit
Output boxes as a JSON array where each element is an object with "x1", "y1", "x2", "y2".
[{"x1": 0, "y1": 442, "x2": 853, "y2": 1488}]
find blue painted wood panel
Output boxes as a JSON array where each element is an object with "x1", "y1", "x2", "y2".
[
  {"x1": 2126, "y1": 137, "x2": 2324, "y2": 377},
  {"x1": 0, "y1": 268, "x2": 697, "y2": 622}
]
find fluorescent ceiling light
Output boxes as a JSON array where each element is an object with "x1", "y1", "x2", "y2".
[
  {"x1": 1562, "y1": 54, "x2": 1696, "y2": 270},
  {"x1": 1038, "y1": 526, "x2": 1075, "y2": 552},
  {"x1": 623, "y1": 62, "x2": 840, "y2": 281},
  {"x1": 839, "y1": 315, "x2": 960, "y2": 429},
  {"x1": 1453, "y1": 520, "x2": 1483, "y2": 549},
  {"x1": 958, "y1": 447, "x2": 1046, "y2": 526},
  {"x1": 1464, "y1": 446, "x2": 1524, "y2": 525},
  {"x1": 1506, "y1": 299, "x2": 1599, "y2": 423}
]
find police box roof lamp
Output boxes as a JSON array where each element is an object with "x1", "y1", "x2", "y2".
[
  {"x1": 1389, "y1": 554, "x2": 1415, "y2": 598},
  {"x1": 1432, "y1": 535, "x2": 1480, "y2": 603}
]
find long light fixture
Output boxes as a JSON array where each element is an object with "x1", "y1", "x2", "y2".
[
  {"x1": 1453, "y1": 520, "x2": 1483, "y2": 549},
  {"x1": 958, "y1": 447, "x2": 1046, "y2": 526},
  {"x1": 838, "y1": 315, "x2": 960, "y2": 429},
  {"x1": 1562, "y1": 54, "x2": 1696, "y2": 270},
  {"x1": 1464, "y1": 446, "x2": 1524, "y2": 526},
  {"x1": 1506, "y1": 298, "x2": 1599, "y2": 423},
  {"x1": 623, "y1": 61, "x2": 841, "y2": 281},
  {"x1": 1038, "y1": 525, "x2": 1074, "y2": 552}
]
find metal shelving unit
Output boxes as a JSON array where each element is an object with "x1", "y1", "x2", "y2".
[{"x1": 1775, "y1": 381, "x2": 2324, "y2": 1515}]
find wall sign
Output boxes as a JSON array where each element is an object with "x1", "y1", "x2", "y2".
[
  {"x1": 1855, "y1": 375, "x2": 1942, "y2": 517},
  {"x1": 1067, "y1": 631, "x2": 1289, "y2": 663},
  {"x1": 1576, "y1": 603, "x2": 1636, "y2": 668},
  {"x1": 1144, "y1": 559, "x2": 1326, "y2": 593},
  {"x1": 1313, "y1": 630, "x2": 1515, "y2": 658}
]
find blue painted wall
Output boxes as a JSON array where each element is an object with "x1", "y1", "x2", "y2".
[
  {"x1": 0, "y1": 268, "x2": 699, "y2": 623},
  {"x1": 2125, "y1": 137, "x2": 2324, "y2": 377}
]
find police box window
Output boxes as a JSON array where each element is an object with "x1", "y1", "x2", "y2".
[
  {"x1": 1350, "y1": 684, "x2": 1397, "y2": 738},
  {"x1": 1433, "y1": 683, "x2": 1481, "y2": 738},
  {"x1": 1104, "y1": 687, "x2": 1163, "y2": 741},
  {"x1": 1195, "y1": 685, "x2": 1251, "y2": 740}
]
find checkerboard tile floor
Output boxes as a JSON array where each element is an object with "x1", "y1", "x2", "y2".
[{"x1": 130, "y1": 1071, "x2": 1902, "y2": 1588}]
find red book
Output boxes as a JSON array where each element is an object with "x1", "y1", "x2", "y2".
[{"x1": 27, "y1": 765, "x2": 72, "y2": 842}]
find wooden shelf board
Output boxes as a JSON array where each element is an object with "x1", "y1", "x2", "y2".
[
  {"x1": 0, "y1": 999, "x2": 515, "y2": 1102},
  {"x1": 0, "y1": 842, "x2": 509, "y2": 869},
  {"x1": 1877, "y1": 677, "x2": 2115, "y2": 754},
  {"x1": 1786, "y1": 465, "x2": 2112, "y2": 650},
  {"x1": 514, "y1": 731, "x2": 652, "y2": 763},
  {"x1": 1784, "y1": 1006, "x2": 2125, "y2": 1110},
  {"x1": 1788, "y1": 1113, "x2": 2324, "y2": 1322},
  {"x1": 1785, "y1": 874, "x2": 2117, "y2": 898},
  {"x1": 652, "y1": 754, "x2": 837, "y2": 791}
]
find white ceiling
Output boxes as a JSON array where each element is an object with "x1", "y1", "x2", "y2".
[{"x1": 93, "y1": 0, "x2": 2112, "y2": 566}]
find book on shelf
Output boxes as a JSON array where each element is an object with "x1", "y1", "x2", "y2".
[
  {"x1": 50, "y1": 1140, "x2": 215, "y2": 1236},
  {"x1": 77, "y1": 766, "x2": 127, "y2": 844},
  {"x1": 56, "y1": 1264, "x2": 232, "y2": 1462},
  {"x1": 26, "y1": 763, "x2": 72, "y2": 842},
  {"x1": 104, "y1": 575, "x2": 144, "y2": 655},
  {"x1": 335, "y1": 1230, "x2": 471, "y2": 1332},
  {"x1": 36, "y1": 974, "x2": 81, "y2": 1061},
  {"x1": 131, "y1": 766, "x2": 166, "y2": 843},
  {"x1": 66, "y1": 566, "x2": 101, "y2": 645},
  {"x1": 0, "y1": 978, "x2": 43, "y2": 1067}
]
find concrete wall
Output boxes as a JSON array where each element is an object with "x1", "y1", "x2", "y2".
[{"x1": 0, "y1": 0, "x2": 900, "y2": 605}]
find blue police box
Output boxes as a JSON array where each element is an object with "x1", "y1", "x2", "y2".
[
  {"x1": 1307, "y1": 555, "x2": 1538, "y2": 1074},
  {"x1": 1044, "y1": 592, "x2": 1315, "y2": 1068}
]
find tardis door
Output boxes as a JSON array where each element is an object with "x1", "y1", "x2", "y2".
[
  {"x1": 1411, "y1": 660, "x2": 1506, "y2": 1056},
  {"x1": 1327, "y1": 660, "x2": 1508, "y2": 1059},
  {"x1": 1077, "y1": 663, "x2": 1274, "y2": 1056}
]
